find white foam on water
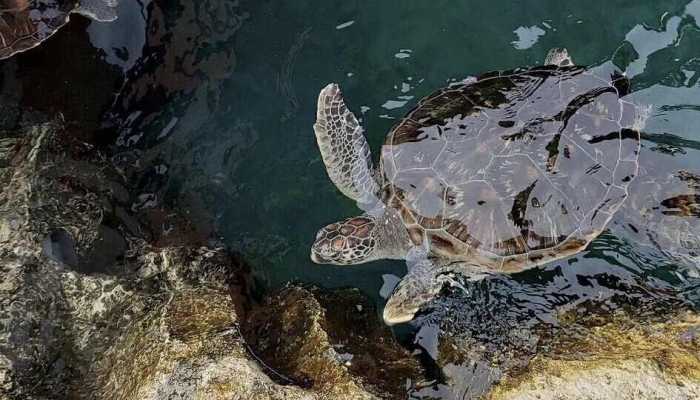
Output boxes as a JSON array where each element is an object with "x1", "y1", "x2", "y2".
[
  {"x1": 335, "y1": 20, "x2": 355, "y2": 30},
  {"x1": 381, "y1": 100, "x2": 408, "y2": 110},
  {"x1": 511, "y1": 25, "x2": 546, "y2": 50}
]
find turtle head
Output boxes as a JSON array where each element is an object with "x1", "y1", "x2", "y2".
[{"x1": 311, "y1": 216, "x2": 379, "y2": 265}]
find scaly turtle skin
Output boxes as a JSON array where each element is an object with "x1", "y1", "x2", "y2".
[
  {"x1": 311, "y1": 49, "x2": 664, "y2": 325},
  {"x1": 0, "y1": 0, "x2": 118, "y2": 60}
]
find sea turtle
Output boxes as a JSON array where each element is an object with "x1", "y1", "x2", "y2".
[
  {"x1": 310, "y1": 48, "x2": 657, "y2": 325},
  {"x1": 0, "y1": 0, "x2": 118, "y2": 60}
]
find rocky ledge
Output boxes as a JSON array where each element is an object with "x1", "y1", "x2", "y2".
[
  {"x1": 0, "y1": 117, "x2": 421, "y2": 399},
  {"x1": 488, "y1": 312, "x2": 700, "y2": 400}
]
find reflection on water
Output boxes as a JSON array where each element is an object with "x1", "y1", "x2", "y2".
[
  {"x1": 96, "y1": 0, "x2": 699, "y2": 290},
  {"x1": 5, "y1": 0, "x2": 700, "y2": 398}
]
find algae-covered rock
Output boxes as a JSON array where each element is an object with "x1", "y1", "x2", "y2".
[
  {"x1": 0, "y1": 117, "x2": 398, "y2": 399},
  {"x1": 315, "y1": 288, "x2": 425, "y2": 396},
  {"x1": 0, "y1": 118, "x2": 123, "y2": 398},
  {"x1": 488, "y1": 313, "x2": 700, "y2": 400},
  {"x1": 244, "y1": 286, "x2": 424, "y2": 400},
  {"x1": 93, "y1": 288, "x2": 320, "y2": 400},
  {"x1": 244, "y1": 286, "x2": 377, "y2": 400},
  {"x1": 492, "y1": 360, "x2": 699, "y2": 400},
  {"x1": 0, "y1": 258, "x2": 68, "y2": 399},
  {"x1": 0, "y1": 119, "x2": 127, "y2": 268}
]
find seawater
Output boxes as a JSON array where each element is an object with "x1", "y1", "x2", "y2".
[{"x1": 9, "y1": 0, "x2": 700, "y2": 397}]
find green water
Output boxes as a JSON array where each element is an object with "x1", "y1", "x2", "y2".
[
  {"x1": 16, "y1": 0, "x2": 698, "y2": 397},
  {"x1": 82, "y1": 0, "x2": 700, "y2": 302},
  {"x1": 145, "y1": 0, "x2": 700, "y2": 297}
]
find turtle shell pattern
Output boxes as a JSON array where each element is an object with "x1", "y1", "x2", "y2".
[
  {"x1": 0, "y1": 0, "x2": 77, "y2": 60},
  {"x1": 380, "y1": 65, "x2": 641, "y2": 272}
]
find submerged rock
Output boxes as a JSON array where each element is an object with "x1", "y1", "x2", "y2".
[
  {"x1": 0, "y1": 118, "x2": 122, "y2": 398},
  {"x1": 92, "y1": 288, "x2": 320, "y2": 400},
  {"x1": 0, "y1": 117, "x2": 404, "y2": 399},
  {"x1": 244, "y1": 286, "x2": 424, "y2": 400},
  {"x1": 0, "y1": 258, "x2": 68, "y2": 398},
  {"x1": 488, "y1": 313, "x2": 700, "y2": 400}
]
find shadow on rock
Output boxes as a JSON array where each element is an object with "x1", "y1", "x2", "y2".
[{"x1": 243, "y1": 286, "x2": 425, "y2": 400}]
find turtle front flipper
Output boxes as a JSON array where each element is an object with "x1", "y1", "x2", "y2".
[
  {"x1": 314, "y1": 84, "x2": 380, "y2": 207},
  {"x1": 74, "y1": 0, "x2": 118, "y2": 22},
  {"x1": 383, "y1": 257, "x2": 444, "y2": 325},
  {"x1": 383, "y1": 251, "x2": 492, "y2": 325}
]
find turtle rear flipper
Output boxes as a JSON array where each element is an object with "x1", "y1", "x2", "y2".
[
  {"x1": 314, "y1": 83, "x2": 380, "y2": 207},
  {"x1": 75, "y1": 0, "x2": 118, "y2": 22}
]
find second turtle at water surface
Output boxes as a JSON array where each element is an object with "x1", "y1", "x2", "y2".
[
  {"x1": 0, "y1": 0, "x2": 118, "y2": 60},
  {"x1": 310, "y1": 48, "x2": 697, "y2": 325}
]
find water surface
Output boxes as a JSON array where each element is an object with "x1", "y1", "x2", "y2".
[
  {"x1": 5, "y1": 0, "x2": 700, "y2": 398},
  {"x1": 95, "y1": 0, "x2": 700, "y2": 301}
]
